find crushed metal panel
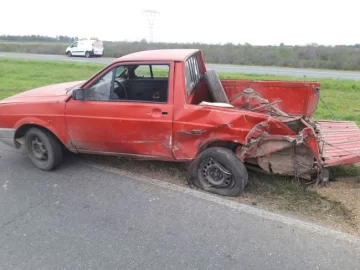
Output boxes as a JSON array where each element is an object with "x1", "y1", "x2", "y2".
[
  {"x1": 316, "y1": 120, "x2": 360, "y2": 166},
  {"x1": 257, "y1": 144, "x2": 315, "y2": 178},
  {"x1": 251, "y1": 140, "x2": 294, "y2": 157}
]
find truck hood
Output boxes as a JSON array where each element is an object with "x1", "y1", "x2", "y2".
[{"x1": 0, "y1": 80, "x2": 85, "y2": 104}]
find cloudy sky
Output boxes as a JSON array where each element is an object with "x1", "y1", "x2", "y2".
[{"x1": 1, "y1": 0, "x2": 358, "y2": 45}]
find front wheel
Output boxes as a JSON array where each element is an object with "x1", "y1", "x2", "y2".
[
  {"x1": 24, "y1": 127, "x2": 63, "y2": 171},
  {"x1": 67, "y1": 51, "x2": 72, "y2": 57},
  {"x1": 85, "y1": 51, "x2": 91, "y2": 58},
  {"x1": 187, "y1": 147, "x2": 248, "y2": 197}
]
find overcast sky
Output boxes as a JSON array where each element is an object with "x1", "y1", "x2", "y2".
[{"x1": 1, "y1": 0, "x2": 358, "y2": 45}]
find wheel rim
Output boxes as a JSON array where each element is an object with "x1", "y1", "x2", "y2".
[
  {"x1": 198, "y1": 158, "x2": 234, "y2": 188},
  {"x1": 30, "y1": 136, "x2": 48, "y2": 163},
  {"x1": 86, "y1": 52, "x2": 89, "y2": 57}
]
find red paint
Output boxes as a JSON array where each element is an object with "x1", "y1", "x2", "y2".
[
  {"x1": 0, "y1": 49, "x2": 359, "y2": 178},
  {"x1": 222, "y1": 80, "x2": 320, "y2": 117},
  {"x1": 114, "y1": 49, "x2": 200, "y2": 62},
  {"x1": 316, "y1": 120, "x2": 360, "y2": 167},
  {"x1": 0, "y1": 81, "x2": 85, "y2": 104}
]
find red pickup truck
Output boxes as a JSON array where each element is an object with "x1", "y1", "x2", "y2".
[{"x1": 1, "y1": 49, "x2": 359, "y2": 196}]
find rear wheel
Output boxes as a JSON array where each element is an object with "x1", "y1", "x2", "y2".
[
  {"x1": 188, "y1": 147, "x2": 248, "y2": 197},
  {"x1": 85, "y1": 51, "x2": 91, "y2": 58},
  {"x1": 24, "y1": 127, "x2": 63, "y2": 171}
]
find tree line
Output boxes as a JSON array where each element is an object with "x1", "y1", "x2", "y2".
[
  {"x1": 0, "y1": 35, "x2": 78, "y2": 43},
  {"x1": 1, "y1": 35, "x2": 360, "y2": 70}
]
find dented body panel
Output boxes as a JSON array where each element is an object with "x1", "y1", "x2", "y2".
[
  {"x1": 0, "y1": 49, "x2": 359, "y2": 181},
  {"x1": 222, "y1": 80, "x2": 320, "y2": 117}
]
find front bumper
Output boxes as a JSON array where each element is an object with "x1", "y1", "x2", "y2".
[{"x1": 0, "y1": 128, "x2": 16, "y2": 148}]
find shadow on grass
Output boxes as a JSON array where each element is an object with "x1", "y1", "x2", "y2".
[{"x1": 330, "y1": 164, "x2": 360, "y2": 180}]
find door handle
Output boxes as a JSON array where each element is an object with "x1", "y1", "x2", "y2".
[{"x1": 149, "y1": 108, "x2": 168, "y2": 117}]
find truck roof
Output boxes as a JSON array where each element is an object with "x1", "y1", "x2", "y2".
[{"x1": 114, "y1": 49, "x2": 199, "y2": 62}]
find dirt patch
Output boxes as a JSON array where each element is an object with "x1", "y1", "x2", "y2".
[
  {"x1": 81, "y1": 155, "x2": 360, "y2": 237},
  {"x1": 313, "y1": 164, "x2": 360, "y2": 236}
]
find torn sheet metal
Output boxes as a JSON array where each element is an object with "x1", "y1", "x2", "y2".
[{"x1": 172, "y1": 103, "x2": 297, "y2": 160}]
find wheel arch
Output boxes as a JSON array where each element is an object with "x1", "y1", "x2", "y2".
[
  {"x1": 14, "y1": 122, "x2": 71, "y2": 150},
  {"x1": 197, "y1": 139, "x2": 241, "y2": 155}
]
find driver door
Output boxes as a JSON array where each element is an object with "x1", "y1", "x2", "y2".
[
  {"x1": 65, "y1": 62, "x2": 174, "y2": 159},
  {"x1": 69, "y1": 42, "x2": 80, "y2": 56}
]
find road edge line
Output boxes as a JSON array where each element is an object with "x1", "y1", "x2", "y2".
[{"x1": 80, "y1": 159, "x2": 360, "y2": 245}]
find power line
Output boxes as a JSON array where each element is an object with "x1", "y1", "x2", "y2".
[{"x1": 142, "y1": 10, "x2": 160, "y2": 42}]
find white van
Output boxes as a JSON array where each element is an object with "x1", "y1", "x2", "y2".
[{"x1": 65, "y1": 39, "x2": 104, "y2": 58}]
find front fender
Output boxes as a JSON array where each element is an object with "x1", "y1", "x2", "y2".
[{"x1": 14, "y1": 117, "x2": 71, "y2": 149}]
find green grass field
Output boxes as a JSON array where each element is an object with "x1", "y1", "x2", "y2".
[
  {"x1": 1, "y1": 57, "x2": 360, "y2": 235},
  {"x1": 0, "y1": 58, "x2": 102, "y2": 99},
  {"x1": 1, "y1": 58, "x2": 359, "y2": 126}
]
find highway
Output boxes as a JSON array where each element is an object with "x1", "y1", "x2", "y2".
[
  {"x1": 1, "y1": 52, "x2": 360, "y2": 80},
  {"x1": 1, "y1": 142, "x2": 360, "y2": 269}
]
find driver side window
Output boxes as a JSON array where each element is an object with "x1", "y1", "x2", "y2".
[
  {"x1": 83, "y1": 64, "x2": 170, "y2": 103},
  {"x1": 85, "y1": 69, "x2": 114, "y2": 100}
]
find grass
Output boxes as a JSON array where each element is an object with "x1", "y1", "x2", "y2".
[
  {"x1": 1, "y1": 58, "x2": 359, "y2": 125},
  {"x1": 239, "y1": 173, "x2": 356, "y2": 231},
  {"x1": 330, "y1": 164, "x2": 360, "y2": 179},
  {"x1": 1, "y1": 58, "x2": 359, "y2": 235},
  {"x1": 0, "y1": 58, "x2": 103, "y2": 99}
]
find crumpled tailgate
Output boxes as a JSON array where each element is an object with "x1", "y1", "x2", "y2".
[{"x1": 316, "y1": 120, "x2": 360, "y2": 167}]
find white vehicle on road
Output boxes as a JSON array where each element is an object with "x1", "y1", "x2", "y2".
[{"x1": 65, "y1": 39, "x2": 104, "y2": 58}]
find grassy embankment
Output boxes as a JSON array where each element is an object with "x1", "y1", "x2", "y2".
[{"x1": 1, "y1": 58, "x2": 360, "y2": 236}]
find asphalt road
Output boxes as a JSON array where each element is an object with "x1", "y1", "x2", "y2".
[
  {"x1": 0, "y1": 142, "x2": 360, "y2": 269},
  {"x1": 1, "y1": 52, "x2": 360, "y2": 80}
]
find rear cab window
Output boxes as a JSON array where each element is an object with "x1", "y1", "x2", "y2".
[{"x1": 185, "y1": 53, "x2": 203, "y2": 96}]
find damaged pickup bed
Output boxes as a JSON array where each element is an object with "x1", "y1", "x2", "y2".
[{"x1": 0, "y1": 49, "x2": 359, "y2": 197}]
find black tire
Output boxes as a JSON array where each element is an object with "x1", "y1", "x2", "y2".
[
  {"x1": 85, "y1": 51, "x2": 91, "y2": 58},
  {"x1": 187, "y1": 147, "x2": 248, "y2": 197},
  {"x1": 204, "y1": 70, "x2": 229, "y2": 104},
  {"x1": 67, "y1": 51, "x2": 72, "y2": 57},
  {"x1": 24, "y1": 127, "x2": 63, "y2": 171}
]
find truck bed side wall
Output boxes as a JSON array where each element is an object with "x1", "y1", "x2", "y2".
[{"x1": 221, "y1": 80, "x2": 321, "y2": 117}]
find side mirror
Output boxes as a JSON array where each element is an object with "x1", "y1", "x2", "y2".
[{"x1": 72, "y1": 88, "x2": 85, "y2": 100}]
